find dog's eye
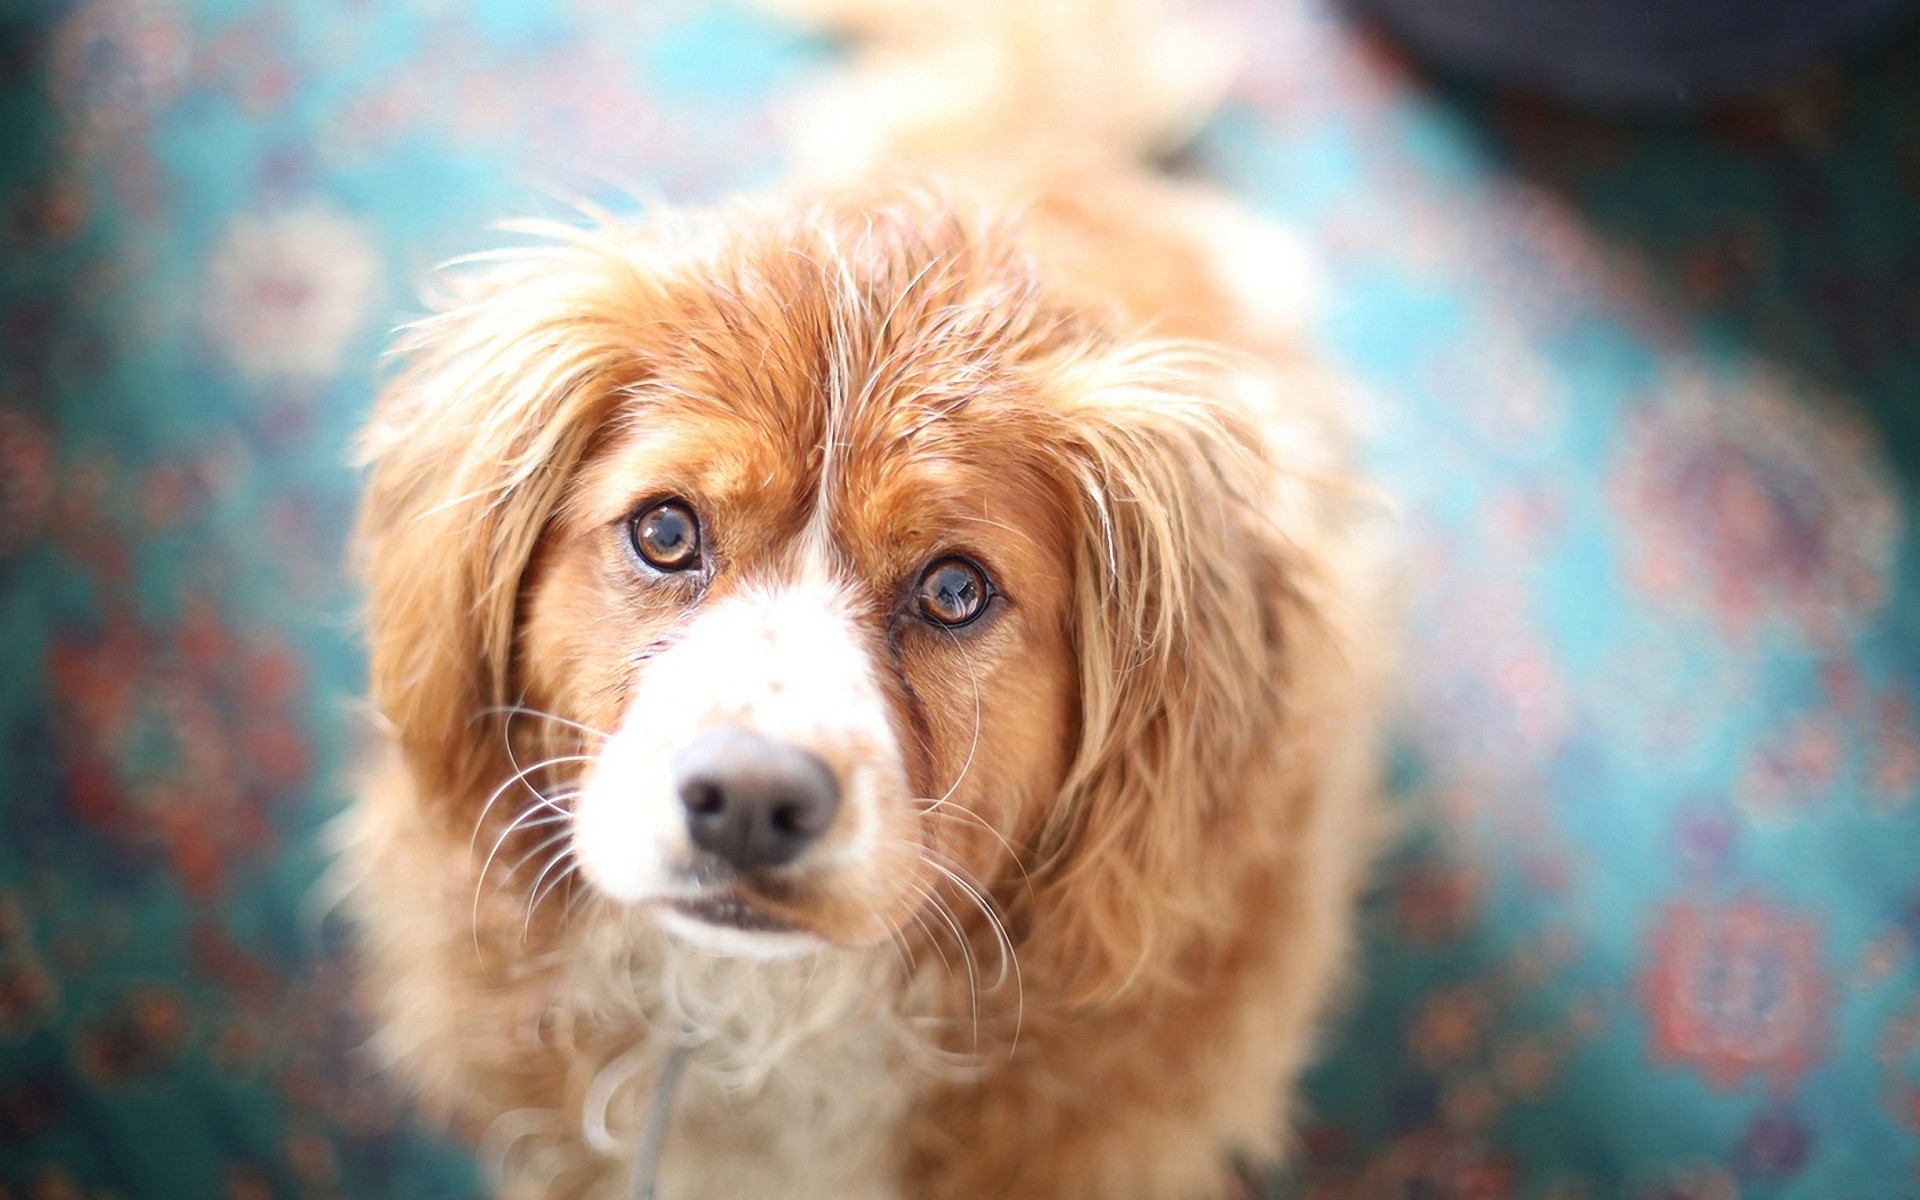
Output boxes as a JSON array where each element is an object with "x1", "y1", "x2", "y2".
[
  {"x1": 915, "y1": 557, "x2": 990, "y2": 627},
  {"x1": 631, "y1": 500, "x2": 701, "y2": 571}
]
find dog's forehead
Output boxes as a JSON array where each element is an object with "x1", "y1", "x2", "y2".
[{"x1": 575, "y1": 245, "x2": 1068, "y2": 535}]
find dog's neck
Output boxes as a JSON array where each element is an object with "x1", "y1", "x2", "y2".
[
  {"x1": 565, "y1": 921, "x2": 907, "y2": 1074},
  {"x1": 539, "y1": 920, "x2": 934, "y2": 1199}
]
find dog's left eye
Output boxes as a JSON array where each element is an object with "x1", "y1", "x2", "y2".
[
  {"x1": 916, "y1": 557, "x2": 990, "y2": 627},
  {"x1": 631, "y1": 499, "x2": 701, "y2": 571}
]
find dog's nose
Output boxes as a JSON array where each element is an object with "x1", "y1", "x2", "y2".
[{"x1": 674, "y1": 727, "x2": 841, "y2": 871}]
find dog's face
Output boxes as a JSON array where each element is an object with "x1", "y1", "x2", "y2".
[
  {"x1": 517, "y1": 336, "x2": 1080, "y2": 955},
  {"x1": 359, "y1": 194, "x2": 1306, "y2": 988}
]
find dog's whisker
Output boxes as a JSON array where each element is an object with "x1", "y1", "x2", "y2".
[
  {"x1": 916, "y1": 810, "x2": 1034, "y2": 1023},
  {"x1": 918, "y1": 804, "x2": 1034, "y2": 903},
  {"x1": 920, "y1": 849, "x2": 1024, "y2": 1052},
  {"x1": 471, "y1": 792, "x2": 583, "y2": 962},
  {"x1": 883, "y1": 918, "x2": 919, "y2": 979},
  {"x1": 893, "y1": 625, "x2": 1002, "y2": 1051},
  {"x1": 523, "y1": 856, "x2": 579, "y2": 942},
  {"x1": 502, "y1": 824, "x2": 575, "y2": 888},
  {"x1": 470, "y1": 788, "x2": 578, "y2": 895},
  {"x1": 930, "y1": 626, "x2": 985, "y2": 810},
  {"x1": 916, "y1": 880, "x2": 982, "y2": 1054},
  {"x1": 482, "y1": 703, "x2": 611, "y2": 743},
  {"x1": 923, "y1": 854, "x2": 1016, "y2": 993},
  {"x1": 899, "y1": 879, "x2": 956, "y2": 983},
  {"x1": 475, "y1": 800, "x2": 567, "y2": 898},
  {"x1": 468, "y1": 755, "x2": 593, "y2": 854},
  {"x1": 869, "y1": 876, "x2": 924, "y2": 978},
  {"x1": 887, "y1": 885, "x2": 995, "y2": 1071}
]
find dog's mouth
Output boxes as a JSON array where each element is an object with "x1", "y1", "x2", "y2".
[
  {"x1": 644, "y1": 857, "x2": 909, "y2": 954},
  {"x1": 653, "y1": 887, "x2": 825, "y2": 959},
  {"x1": 666, "y1": 892, "x2": 801, "y2": 934}
]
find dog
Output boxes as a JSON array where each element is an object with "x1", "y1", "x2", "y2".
[{"x1": 340, "y1": 2, "x2": 1390, "y2": 1197}]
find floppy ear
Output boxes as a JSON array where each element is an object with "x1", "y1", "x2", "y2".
[
  {"x1": 1020, "y1": 345, "x2": 1361, "y2": 1005},
  {"x1": 354, "y1": 224, "x2": 664, "y2": 812}
]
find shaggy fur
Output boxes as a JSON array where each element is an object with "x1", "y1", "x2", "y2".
[{"x1": 342, "y1": 2, "x2": 1390, "y2": 1197}]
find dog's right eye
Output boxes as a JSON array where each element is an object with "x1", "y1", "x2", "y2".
[{"x1": 631, "y1": 499, "x2": 701, "y2": 572}]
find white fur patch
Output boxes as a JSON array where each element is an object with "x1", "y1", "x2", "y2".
[
  {"x1": 543, "y1": 563, "x2": 930, "y2": 1196},
  {"x1": 485, "y1": 923, "x2": 923, "y2": 1200},
  {"x1": 570, "y1": 570, "x2": 902, "y2": 911}
]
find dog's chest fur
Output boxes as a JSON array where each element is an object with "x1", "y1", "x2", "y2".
[
  {"x1": 561, "y1": 931, "x2": 926, "y2": 1200},
  {"x1": 654, "y1": 1026, "x2": 913, "y2": 1200}
]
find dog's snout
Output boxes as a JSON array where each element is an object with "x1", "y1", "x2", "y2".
[{"x1": 675, "y1": 727, "x2": 841, "y2": 871}]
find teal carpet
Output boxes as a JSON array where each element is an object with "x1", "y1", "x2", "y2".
[{"x1": 1, "y1": 2, "x2": 1917, "y2": 1197}]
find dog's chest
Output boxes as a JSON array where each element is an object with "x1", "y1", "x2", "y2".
[
  {"x1": 652, "y1": 1024, "x2": 914, "y2": 1200},
  {"x1": 577, "y1": 939, "x2": 922, "y2": 1200}
]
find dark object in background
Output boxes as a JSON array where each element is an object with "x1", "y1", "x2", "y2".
[{"x1": 1347, "y1": 0, "x2": 1919, "y2": 107}]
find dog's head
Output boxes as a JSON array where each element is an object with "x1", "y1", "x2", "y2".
[{"x1": 357, "y1": 192, "x2": 1319, "y2": 995}]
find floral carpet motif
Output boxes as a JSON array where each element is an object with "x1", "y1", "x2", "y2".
[{"x1": 1, "y1": 2, "x2": 1916, "y2": 1198}]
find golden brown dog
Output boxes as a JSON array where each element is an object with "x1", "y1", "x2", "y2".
[{"x1": 341, "y1": 2, "x2": 1390, "y2": 1197}]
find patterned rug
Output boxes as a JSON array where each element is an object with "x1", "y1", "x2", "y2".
[{"x1": 2, "y1": 2, "x2": 1916, "y2": 1198}]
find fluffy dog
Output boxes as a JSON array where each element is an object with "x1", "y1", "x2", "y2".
[{"x1": 341, "y1": 2, "x2": 1390, "y2": 1197}]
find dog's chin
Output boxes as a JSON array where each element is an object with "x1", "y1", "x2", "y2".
[{"x1": 653, "y1": 901, "x2": 828, "y2": 960}]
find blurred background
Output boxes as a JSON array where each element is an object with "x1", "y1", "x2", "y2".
[{"x1": 2, "y1": 1, "x2": 1919, "y2": 1198}]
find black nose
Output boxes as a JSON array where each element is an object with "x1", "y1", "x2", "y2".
[{"x1": 674, "y1": 727, "x2": 842, "y2": 871}]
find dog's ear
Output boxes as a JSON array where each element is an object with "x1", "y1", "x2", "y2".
[
  {"x1": 354, "y1": 225, "x2": 662, "y2": 810},
  {"x1": 1021, "y1": 346, "x2": 1353, "y2": 1005}
]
